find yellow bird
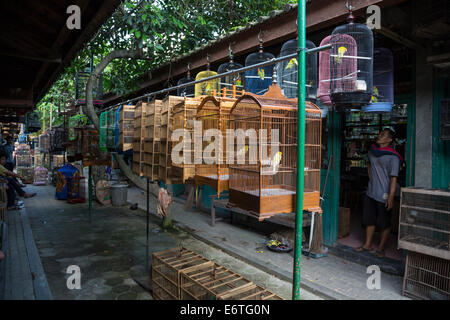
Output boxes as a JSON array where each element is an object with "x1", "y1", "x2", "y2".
[
  {"x1": 271, "y1": 151, "x2": 282, "y2": 173},
  {"x1": 236, "y1": 145, "x2": 249, "y2": 158},
  {"x1": 335, "y1": 46, "x2": 347, "y2": 64}
]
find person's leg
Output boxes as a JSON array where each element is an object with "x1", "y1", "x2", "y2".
[
  {"x1": 6, "y1": 185, "x2": 16, "y2": 208},
  {"x1": 375, "y1": 201, "x2": 392, "y2": 257},
  {"x1": 7, "y1": 177, "x2": 25, "y2": 197},
  {"x1": 356, "y1": 196, "x2": 377, "y2": 251}
]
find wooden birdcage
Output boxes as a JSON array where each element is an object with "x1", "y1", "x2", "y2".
[
  {"x1": 132, "y1": 101, "x2": 149, "y2": 176},
  {"x1": 170, "y1": 97, "x2": 198, "y2": 184},
  {"x1": 194, "y1": 95, "x2": 235, "y2": 197},
  {"x1": 81, "y1": 129, "x2": 111, "y2": 166},
  {"x1": 158, "y1": 96, "x2": 185, "y2": 183},
  {"x1": 142, "y1": 100, "x2": 162, "y2": 181},
  {"x1": 228, "y1": 83, "x2": 322, "y2": 220},
  {"x1": 118, "y1": 104, "x2": 135, "y2": 151}
]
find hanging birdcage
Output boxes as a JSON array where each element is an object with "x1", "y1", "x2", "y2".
[
  {"x1": 99, "y1": 111, "x2": 108, "y2": 152},
  {"x1": 177, "y1": 65, "x2": 195, "y2": 97},
  {"x1": 195, "y1": 55, "x2": 219, "y2": 97},
  {"x1": 277, "y1": 39, "x2": 317, "y2": 101},
  {"x1": 38, "y1": 133, "x2": 50, "y2": 153},
  {"x1": 329, "y1": 9, "x2": 374, "y2": 111},
  {"x1": 317, "y1": 36, "x2": 333, "y2": 107},
  {"x1": 49, "y1": 127, "x2": 66, "y2": 152},
  {"x1": 106, "y1": 108, "x2": 116, "y2": 150},
  {"x1": 75, "y1": 68, "x2": 103, "y2": 106},
  {"x1": 118, "y1": 104, "x2": 135, "y2": 152},
  {"x1": 228, "y1": 83, "x2": 322, "y2": 220},
  {"x1": 245, "y1": 37, "x2": 275, "y2": 95},
  {"x1": 362, "y1": 48, "x2": 394, "y2": 113},
  {"x1": 218, "y1": 47, "x2": 245, "y2": 98}
]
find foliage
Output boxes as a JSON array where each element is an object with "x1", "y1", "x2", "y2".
[{"x1": 36, "y1": 0, "x2": 295, "y2": 127}]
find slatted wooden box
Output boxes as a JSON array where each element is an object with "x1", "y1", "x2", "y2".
[
  {"x1": 180, "y1": 262, "x2": 254, "y2": 300},
  {"x1": 119, "y1": 104, "x2": 135, "y2": 151},
  {"x1": 217, "y1": 284, "x2": 284, "y2": 300},
  {"x1": 132, "y1": 101, "x2": 151, "y2": 176},
  {"x1": 152, "y1": 247, "x2": 211, "y2": 300}
]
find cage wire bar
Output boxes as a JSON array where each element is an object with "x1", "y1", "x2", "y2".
[{"x1": 98, "y1": 15, "x2": 330, "y2": 299}]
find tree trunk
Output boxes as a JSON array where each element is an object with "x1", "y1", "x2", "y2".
[{"x1": 84, "y1": 49, "x2": 163, "y2": 205}]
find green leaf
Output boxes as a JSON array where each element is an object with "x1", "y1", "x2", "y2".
[
  {"x1": 142, "y1": 14, "x2": 147, "y2": 21},
  {"x1": 135, "y1": 30, "x2": 141, "y2": 39}
]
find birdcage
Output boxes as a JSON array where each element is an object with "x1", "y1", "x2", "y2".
[
  {"x1": 118, "y1": 104, "x2": 135, "y2": 151},
  {"x1": 17, "y1": 167, "x2": 34, "y2": 184},
  {"x1": 278, "y1": 39, "x2": 317, "y2": 100},
  {"x1": 52, "y1": 155, "x2": 65, "y2": 168},
  {"x1": 49, "y1": 127, "x2": 66, "y2": 152},
  {"x1": 194, "y1": 96, "x2": 235, "y2": 197},
  {"x1": 68, "y1": 114, "x2": 87, "y2": 142},
  {"x1": 106, "y1": 108, "x2": 116, "y2": 150},
  {"x1": 142, "y1": 100, "x2": 162, "y2": 181},
  {"x1": 132, "y1": 101, "x2": 149, "y2": 176},
  {"x1": 99, "y1": 111, "x2": 108, "y2": 152},
  {"x1": 318, "y1": 36, "x2": 333, "y2": 107},
  {"x1": 195, "y1": 55, "x2": 219, "y2": 97},
  {"x1": 159, "y1": 96, "x2": 185, "y2": 183},
  {"x1": 81, "y1": 129, "x2": 110, "y2": 166},
  {"x1": 75, "y1": 69, "x2": 103, "y2": 106},
  {"x1": 170, "y1": 97, "x2": 201, "y2": 184},
  {"x1": 228, "y1": 83, "x2": 322, "y2": 220},
  {"x1": 245, "y1": 38, "x2": 275, "y2": 95},
  {"x1": 362, "y1": 48, "x2": 394, "y2": 113},
  {"x1": 177, "y1": 65, "x2": 195, "y2": 98},
  {"x1": 399, "y1": 188, "x2": 450, "y2": 260},
  {"x1": 16, "y1": 154, "x2": 32, "y2": 167},
  {"x1": 329, "y1": 12, "x2": 374, "y2": 111},
  {"x1": 38, "y1": 133, "x2": 50, "y2": 153},
  {"x1": 218, "y1": 49, "x2": 245, "y2": 98},
  {"x1": 33, "y1": 166, "x2": 48, "y2": 186},
  {"x1": 16, "y1": 143, "x2": 30, "y2": 156}
]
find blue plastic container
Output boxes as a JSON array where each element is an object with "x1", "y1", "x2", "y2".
[{"x1": 55, "y1": 164, "x2": 79, "y2": 200}]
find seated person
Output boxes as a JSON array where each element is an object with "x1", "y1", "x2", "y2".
[{"x1": 0, "y1": 153, "x2": 36, "y2": 210}]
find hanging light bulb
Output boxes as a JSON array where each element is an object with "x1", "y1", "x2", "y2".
[
  {"x1": 194, "y1": 54, "x2": 219, "y2": 97},
  {"x1": 177, "y1": 63, "x2": 195, "y2": 97},
  {"x1": 217, "y1": 44, "x2": 245, "y2": 97},
  {"x1": 244, "y1": 32, "x2": 275, "y2": 95}
]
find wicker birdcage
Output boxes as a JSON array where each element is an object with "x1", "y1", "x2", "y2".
[
  {"x1": 81, "y1": 129, "x2": 110, "y2": 166},
  {"x1": 118, "y1": 104, "x2": 135, "y2": 151},
  {"x1": 158, "y1": 96, "x2": 185, "y2": 183},
  {"x1": 33, "y1": 166, "x2": 48, "y2": 186},
  {"x1": 38, "y1": 133, "x2": 50, "y2": 153},
  {"x1": 362, "y1": 48, "x2": 394, "y2": 113},
  {"x1": 49, "y1": 127, "x2": 66, "y2": 152},
  {"x1": 278, "y1": 39, "x2": 317, "y2": 101},
  {"x1": 218, "y1": 50, "x2": 245, "y2": 98},
  {"x1": 329, "y1": 12, "x2": 374, "y2": 111},
  {"x1": 16, "y1": 154, "x2": 32, "y2": 167},
  {"x1": 245, "y1": 38, "x2": 275, "y2": 95},
  {"x1": 17, "y1": 167, "x2": 34, "y2": 184},
  {"x1": 142, "y1": 100, "x2": 162, "y2": 181},
  {"x1": 317, "y1": 35, "x2": 333, "y2": 107},
  {"x1": 228, "y1": 83, "x2": 322, "y2": 220},
  {"x1": 52, "y1": 155, "x2": 65, "y2": 168},
  {"x1": 195, "y1": 55, "x2": 219, "y2": 97},
  {"x1": 194, "y1": 96, "x2": 235, "y2": 197},
  {"x1": 170, "y1": 97, "x2": 201, "y2": 184},
  {"x1": 16, "y1": 143, "x2": 30, "y2": 155}
]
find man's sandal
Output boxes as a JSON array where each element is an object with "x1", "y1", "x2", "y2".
[
  {"x1": 374, "y1": 250, "x2": 385, "y2": 258},
  {"x1": 355, "y1": 246, "x2": 372, "y2": 252}
]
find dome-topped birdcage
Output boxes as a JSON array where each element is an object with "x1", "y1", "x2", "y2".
[
  {"x1": 329, "y1": 9, "x2": 374, "y2": 111},
  {"x1": 277, "y1": 39, "x2": 317, "y2": 100},
  {"x1": 177, "y1": 64, "x2": 195, "y2": 97},
  {"x1": 217, "y1": 47, "x2": 245, "y2": 98},
  {"x1": 362, "y1": 48, "x2": 394, "y2": 113},
  {"x1": 195, "y1": 55, "x2": 219, "y2": 97},
  {"x1": 245, "y1": 35, "x2": 275, "y2": 95},
  {"x1": 317, "y1": 35, "x2": 333, "y2": 107},
  {"x1": 75, "y1": 66, "x2": 103, "y2": 106}
]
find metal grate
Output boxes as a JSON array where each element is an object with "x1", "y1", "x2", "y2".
[
  {"x1": 399, "y1": 188, "x2": 450, "y2": 260},
  {"x1": 403, "y1": 251, "x2": 450, "y2": 300}
]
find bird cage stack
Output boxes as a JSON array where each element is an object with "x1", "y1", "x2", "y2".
[
  {"x1": 398, "y1": 188, "x2": 450, "y2": 300},
  {"x1": 33, "y1": 166, "x2": 48, "y2": 186},
  {"x1": 194, "y1": 96, "x2": 235, "y2": 197},
  {"x1": 143, "y1": 100, "x2": 162, "y2": 180},
  {"x1": 16, "y1": 143, "x2": 32, "y2": 168},
  {"x1": 152, "y1": 247, "x2": 211, "y2": 300},
  {"x1": 170, "y1": 97, "x2": 200, "y2": 183},
  {"x1": 158, "y1": 96, "x2": 185, "y2": 183},
  {"x1": 118, "y1": 104, "x2": 135, "y2": 152},
  {"x1": 132, "y1": 102, "x2": 146, "y2": 175},
  {"x1": 228, "y1": 83, "x2": 322, "y2": 220}
]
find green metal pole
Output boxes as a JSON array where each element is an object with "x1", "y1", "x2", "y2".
[{"x1": 293, "y1": 0, "x2": 306, "y2": 300}]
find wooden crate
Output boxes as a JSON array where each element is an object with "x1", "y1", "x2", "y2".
[
  {"x1": 152, "y1": 247, "x2": 211, "y2": 300},
  {"x1": 132, "y1": 101, "x2": 152, "y2": 176},
  {"x1": 180, "y1": 262, "x2": 254, "y2": 300}
]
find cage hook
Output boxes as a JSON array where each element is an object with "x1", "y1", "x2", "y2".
[{"x1": 228, "y1": 43, "x2": 234, "y2": 61}]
